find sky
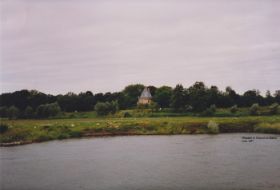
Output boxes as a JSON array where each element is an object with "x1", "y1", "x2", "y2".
[{"x1": 1, "y1": 0, "x2": 280, "y2": 95}]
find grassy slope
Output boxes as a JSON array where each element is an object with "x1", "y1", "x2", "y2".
[{"x1": 1, "y1": 115, "x2": 280, "y2": 145}]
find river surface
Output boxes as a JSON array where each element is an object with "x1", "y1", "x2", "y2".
[{"x1": 1, "y1": 134, "x2": 280, "y2": 190}]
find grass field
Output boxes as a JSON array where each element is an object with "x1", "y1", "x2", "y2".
[
  {"x1": 62, "y1": 107, "x2": 279, "y2": 118},
  {"x1": 1, "y1": 115, "x2": 280, "y2": 146}
]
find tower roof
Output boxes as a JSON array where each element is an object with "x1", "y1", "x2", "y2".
[{"x1": 140, "y1": 87, "x2": 152, "y2": 99}]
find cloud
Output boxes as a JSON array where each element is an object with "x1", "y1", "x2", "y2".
[{"x1": 1, "y1": 0, "x2": 280, "y2": 94}]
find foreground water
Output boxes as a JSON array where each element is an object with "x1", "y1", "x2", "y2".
[{"x1": 1, "y1": 134, "x2": 280, "y2": 190}]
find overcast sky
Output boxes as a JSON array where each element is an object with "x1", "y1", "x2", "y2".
[{"x1": 1, "y1": 0, "x2": 279, "y2": 95}]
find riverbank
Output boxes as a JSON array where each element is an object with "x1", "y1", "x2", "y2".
[{"x1": 1, "y1": 116, "x2": 280, "y2": 146}]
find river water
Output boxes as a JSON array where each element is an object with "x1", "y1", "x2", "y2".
[{"x1": 1, "y1": 134, "x2": 280, "y2": 190}]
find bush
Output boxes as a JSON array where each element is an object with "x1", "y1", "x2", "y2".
[
  {"x1": 269, "y1": 103, "x2": 279, "y2": 115},
  {"x1": 0, "y1": 123, "x2": 9, "y2": 133},
  {"x1": 149, "y1": 102, "x2": 159, "y2": 112},
  {"x1": 24, "y1": 106, "x2": 34, "y2": 118},
  {"x1": 207, "y1": 121, "x2": 219, "y2": 134},
  {"x1": 185, "y1": 105, "x2": 193, "y2": 112},
  {"x1": 230, "y1": 105, "x2": 238, "y2": 114},
  {"x1": 123, "y1": 112, "x2": 132, "y2": 118},
  {"x1": 203, "y1": 104, "x2": 216, "y2": 116},
  {"x1": 109, "y1": 101, "x2": 119, "y2": 114},
  {"x1": 36, "y1": 102, "x2": 61, "y2": 118},
  {"x1": 249, "y1": 103, "x2": 259, "y2": 115},
  {"x1": 137, "y1": 104, "x2": 149, "y2": 109},
  {"x1": 7, "y1": 106, "x2": 20, "y2": 119},
  {"x1": 95, "y1": 101, "x2": 119, "y2": 116}
]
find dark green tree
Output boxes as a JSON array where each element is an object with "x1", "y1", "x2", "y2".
[
  {"x1": 24, "y1": 106, "x2": 34, "y2": 118},
  {"x1": 122, "y1": 84, "x2": 144, "y2": 108},
  {"x1": 170, "y1": 84, "x2": 186, "y2": 111},
  {"x1": 188, "y1": 82, "x2": 208, "y2": 112},
  {"x1": 153, "y1": 86, "x2": 172, "y2": 108}
]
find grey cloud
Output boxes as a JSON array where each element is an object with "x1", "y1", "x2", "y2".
[{"x1": 1, "y1": 0, "x2": 280, "y2": 94}]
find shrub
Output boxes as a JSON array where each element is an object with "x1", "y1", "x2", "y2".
[
  {"x1": 7, "y1": 106, "x2": 20, "y2": 119},
  {"x1": 95, "y1": 102, "x2": 110, "y2": 116},
  {"x1": 203, "y1": 104, "x2": 216, "y2": 116},
  {"x1": 230, "y1": 105, "x2": 238, "y2": 114},
  {"x1": 24, "y1": 106, "x2": 34, "y2": 118},
  {"x1": 95, "y1": 101, "x2": 119, "y2": 116},
  {"x1": 185, "y1": 105, "x2": 193, "y2": 112},
  {"x1": 123, "y1": 112, "x2": 132, "y2": 118},
  {"x1": 149, "y1": 102, "x2": 159, "y2": 112},
  {"x1": 0, "y1": 123, "x2": 9, "y2": 133},
  {"x1": 249, "y1": 103, "x2": 259, "y2": 115},
  {"x1": 36, "y1": 102, "x2": 61, "y2": 118},
  {"x1": 207, "y1": 121, "x2": 219, "y2": 134},
  {"x1": 109, "y1": 101, "x2": 119, "y2": 114},
  {"x1": 269, "y1": 103, "x2": 279, "y2": 115},
  {"x1": 137, "y1": 104, "x2": 149, "y2": 109}
]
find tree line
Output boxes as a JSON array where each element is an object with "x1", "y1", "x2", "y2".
[{"x1": 0, "y1": 82, "x2": 279, "y2": 118}]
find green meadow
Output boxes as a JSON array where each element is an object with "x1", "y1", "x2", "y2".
[{"x1": 1, "y1": 113, "x2": 280, "y2": 146}]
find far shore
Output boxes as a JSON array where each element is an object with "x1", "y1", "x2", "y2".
[{"x1": 1, "y1": 115, "x2": 280, "y2": 147}]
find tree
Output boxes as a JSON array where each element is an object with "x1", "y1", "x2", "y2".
[
  {"x1": 24, "y1": 106, "x2": 34, "y2": 118},
  {"x1": 7, "y1": 106, "x2": 20, "y2": 119},
  {"x1": 0, "y1": 106, "x2": 8, "y2": 118},
  {"x1": 242, "y1": 90, "x2": 263, "y2": 107},
  {"x1": 77, "y1": 91, "x2": 95, "y2": 111},
  {"x1": 274, "y1": 90, "x2": 280, "y2": 104},
  {"x1": 47, "y1": 102, "x2": 61, "y2": 117},
  {"x1": 153, "y1": 86, "x2": 172, "y2": 108},
  {"x1": 57, "y1": 92, "x2": 78, "y2": 112},
  {"x1": 1, "y1": 83, "x2": 280, "y2": 114},
  {"x1": 265, "y1": 90, "x2": 274, "y2": 106},
  {"x1": 147, "y1": 85, "x2": 157, "y2": 96},
  {"x1": 170, "y1": 84, "x2": 186, "y2": 111},
  {"x1": 122, "y1": 84, "x2": 144, "y2": 108},
  {"x1": 188, "y1": 82, "x2": 208, "y2": 112},
  {"x1": 28, "y1": 90, "x2": 53, "y2": 109},
  {"x1": 0, "y1": 124, "x2": 9, "y2": 133}
]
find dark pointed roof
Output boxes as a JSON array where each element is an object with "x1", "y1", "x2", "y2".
[{"x1": 140, "y1": 87, "x2": 152, "y2": 99}]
